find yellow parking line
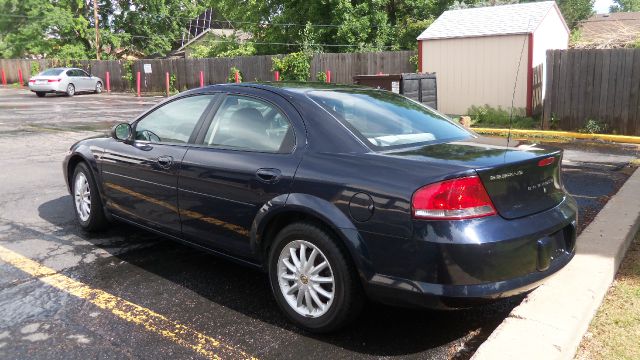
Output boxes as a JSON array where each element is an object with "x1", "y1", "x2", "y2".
[{"x1": 0, "y1": 245, "x2": 257, "y2": 360}]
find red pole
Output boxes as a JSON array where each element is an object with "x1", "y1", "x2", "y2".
[
  {"x1": 136, "y1": 71, "x2": 141, "y2": 97},
  {"x1": 274, "y1": 71, "x2": 279, "y2": 82},
  {"x1": 325, "y1": 70, "x2": 331, "y2": 83},
  {"x1": 1, "y1": 69, "x2": 5, "y2": 85},
  {"x1": 199, "y1": 71, "x2": 204, "y2": 87},
  {"x1": 235, "y1": 70, "x2": 240, "y2": 83},
  {"x1": 166, "y1": 72, "x2": 170, "y2": 97},
  {"x1": 18, "y1": 68, "x2": 23, "y2": 87},
  {"x1": 105, "y1": 71, "x2": 111, "y2": 93}
]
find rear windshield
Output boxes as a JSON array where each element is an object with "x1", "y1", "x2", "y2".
[
  {"x1": 40, "y1": 69, "x2": 64, "y2": 76},
  {"x1": 308, "y1": 90, "x2": 471, "y2": 149}
]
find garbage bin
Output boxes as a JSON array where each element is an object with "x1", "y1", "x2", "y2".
[{"x1": 353, "y1": 73, "x2": 437, "y2": 110}]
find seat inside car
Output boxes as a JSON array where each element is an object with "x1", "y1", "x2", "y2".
[{"x1": 215, "y1": 107, "x2": 269, "y2": 149}]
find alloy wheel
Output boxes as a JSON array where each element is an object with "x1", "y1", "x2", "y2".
[
  {"x1": 74, "y1": 172, "x2": 91, "y2": 222},
  {"x1": 96, "y1": 82, "x2": 102, "y2": 93},
  {"x1": 67, "y1": 84, "x2": 75, "y2": 96},
  {"x1": 277, "y1": 240, "x2": 335, "y2": 318}
]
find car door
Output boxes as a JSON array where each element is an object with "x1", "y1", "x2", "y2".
[
  {"x1": 78, "y1": 69, "x2": 93, "y2": 91},
  {"x1": 178, "y1": 91, "x2": 305, "y2": 259},
  {"x1": 101, "y1": 94, "x2": 217, "y2": 236}
]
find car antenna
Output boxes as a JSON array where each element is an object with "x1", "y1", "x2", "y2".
[{"x1": 507, "y1": 18, "x2": 532, "y2": 148}]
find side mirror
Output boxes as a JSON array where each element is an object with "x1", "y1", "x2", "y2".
[{"x1": 111, "y1": 123, "x2": 132, "y2": 142}]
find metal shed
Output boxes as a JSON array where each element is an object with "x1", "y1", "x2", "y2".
[{"x1": 417, "y1": 1, "x2": 569, "y2": 116}]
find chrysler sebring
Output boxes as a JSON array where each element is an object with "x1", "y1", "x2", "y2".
[{"x1": 63, "y1": 83, "x2": 577, "y2": 332}]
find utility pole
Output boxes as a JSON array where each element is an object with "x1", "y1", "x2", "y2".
[{"x1": 93, "y1": 0, "x2": 100, "y2": 60}]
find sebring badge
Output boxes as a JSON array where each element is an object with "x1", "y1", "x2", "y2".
[{"x1": 489, "y1": 170, "x2": 524, "y2": 181}]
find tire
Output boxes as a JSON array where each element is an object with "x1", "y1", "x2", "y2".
[
  {"x1": 66, "y1": 83, "x2": 75, "y2": 97},
  {"x1": 71, "y1": 162, "x2": 108, "y2": 232},
  {"x1": 35, "y1": 92, "x2": 46, "y2": 98},
  {"x1": 268, "y1": 222, "x2": 363, "y2": 333},
  {"x1": 95, "y1": 81, "x2": 103, "y2": 94}
]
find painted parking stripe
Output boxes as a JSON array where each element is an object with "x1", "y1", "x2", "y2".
[{"x1": 0, "y1": 245, "x2": 257, "y2": 360}]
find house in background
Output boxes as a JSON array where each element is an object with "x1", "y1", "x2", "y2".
[
  {"x1": 171, "y1": 9, "x2": 252, "y2": 58},
  {"x1": 417, "y1": 1, "x2": 569, "y2": 116},
  {"x1": 573, "y1": 12, "x2": 640, "y2": 49}
]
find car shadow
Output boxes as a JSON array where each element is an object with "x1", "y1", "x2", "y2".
[{"x1": 37, "y1": 195, "x2": 521, "y2": 358}]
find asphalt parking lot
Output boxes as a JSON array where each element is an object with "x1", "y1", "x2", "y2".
[{"x1": 0, "y1": 87, "x2": 637, "y2": 360}]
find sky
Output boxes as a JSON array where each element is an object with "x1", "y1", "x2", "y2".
[{"x1": 593, "y1": 0, "x2": 614, "y2": 13}]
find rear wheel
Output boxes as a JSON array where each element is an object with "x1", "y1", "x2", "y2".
[
  {"x1": 95, "y1": 81, "x2": 103, "y2": 94},
  {"x1": 66, "y1": 83, "x2": 75, "y2": 97},
  {"x1": 268, "y1": 222, "x2": 363, "y2": 333},
  {"x1": 72, "y1": 162, "x2": 107, "y2": 231},
  {"x1": 35, "y1": 92, "x2": 46, "y2": 98}
]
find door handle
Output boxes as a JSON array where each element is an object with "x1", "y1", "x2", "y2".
[
  {"x1": 256, "y1": 168, "x2": 281, "y2": 184},
  {"x1": 157, "y1": 155, "x2": 173, "y2": 169}
]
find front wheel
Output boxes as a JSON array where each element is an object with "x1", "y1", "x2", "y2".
[
  {"x1": 72, "y1": 162, "x2": 107, "y2": 231},
  {"x1": 268, "y1": 222, "x2": 363, "y2": 333},
  {"x1": 95, "y1": 81, "x2": 103, "y2": 94},
  {"x1": 66, "y1": 83, "x2": 75, "y2": 97},
  {"x1": 35, "y1": 92, "x2": 46, "y2": 98}
]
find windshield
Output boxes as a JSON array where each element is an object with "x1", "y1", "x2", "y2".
[
  {"x1": 308, "y1": 90, "x2": 471, "y2": 149},
  {"x1": 40, "y1": 69, "x2": 64, "y2": 76}
]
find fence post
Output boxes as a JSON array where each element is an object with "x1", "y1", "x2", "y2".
[
  {"x1": 326, "y1": 70, "x2": 331, "y2": 83},
  {"x1": 18, "y1": 68, "x2": 23, "y2": 87},
  {"x1": 200, "y1": 70, "x2": 204, "y2": 87},
  {"x1": 1, "y1": 69, "x2": 5, "y2": 85},
  {"x1": 105, "y1": 71, "x2": 110, "y2": 93},
  {"x1": 274, "y1": 71, "x2": 279, "y2": 82},
  {"x1": 136, "y1": 71, "x2": 141, "y2": 97},
  {"x1": 235, "y1": 70, "x2": 240, "y2": 83},
  {"x1": 166, "y1": 72, "x2": 170, "y2": 97}
]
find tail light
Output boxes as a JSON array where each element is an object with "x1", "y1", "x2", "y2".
[
  {"x1": 29, "y1": 79, "x2": 35, "y2": 83},
  {"x1": 412, "y1": 175, "x2": 496, "y2": 220},
  {"x1": 48, "y1": 79, "x2": 61, "y2": 83}
]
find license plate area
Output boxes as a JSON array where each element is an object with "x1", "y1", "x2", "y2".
[{"x1": 536, "y1": 224, "x2": 575, "y2": 271}]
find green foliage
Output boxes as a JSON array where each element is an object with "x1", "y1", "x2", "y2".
[
  {"x1": 227, "y1": 66, "x2": 243, "y2": 83},
  {"x1": 122, "y1": 60, "x2": 134, "y2": 89},
  {"x1": 555, "y1": 0, "x2": 594, "y2": 29},
  {"x1": 271, "y1": 52, "x2": 311, "y2": 81},
  {"x1": 409, "y1": 54, "x2": 419, "y2": 72},
  {"x1": 189, "y1": 36, "x2": 256, "y2": 59},
  {"x1": 30, "y1": 61, "x2": 40, "y2": 76},
  {"x1": 392, "y1": 18, "x2": 433, "y2": 51},
  {"x1": 610, "y1": 0, "x2": 640, "y2": 12},
  {"x1": 316, "y1": 71, "x2": 327, "y2": 82},
  {"x1": 569, "y1": 28, "x2": 582, "y2": 45},
  {"x1": 468, "y1": 105, "x2": 538, "y2": 129},
  {"x1": 169, "y1": 73, "x2": 178, "y2": 94},
  {"x1": 579, "y1": 119, "x2": 610, "y2": 134}
]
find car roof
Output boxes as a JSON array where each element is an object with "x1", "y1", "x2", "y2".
[{"x1": 195, "y1": 82, "x2": 381, "y2": 98}]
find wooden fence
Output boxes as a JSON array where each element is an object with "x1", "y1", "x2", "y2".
[
  {"x1": 0, "y1": 51, "x2": 415, "y2": 94},
  {"x1": 543, "y1": 49, "x2": 640, "y2": 136}
]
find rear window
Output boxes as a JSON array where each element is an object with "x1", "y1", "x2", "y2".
[
  {"x1": 41, "y1": 69, "x2": 64, "y2": 76},
  {"x1": 308, "y1": 90, "x2": 471, "y2": 149}
]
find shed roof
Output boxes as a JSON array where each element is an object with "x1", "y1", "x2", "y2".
[
  {"x1": 574, "y1": 12, "x2": 640, "y2": 48},
  {"x1": 417, "y1": 1, "x2": 568, "y2": 40}
]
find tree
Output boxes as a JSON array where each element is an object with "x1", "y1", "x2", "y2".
[{"x1": 610, "y1": 0, "x2": 640, "y2": 12}]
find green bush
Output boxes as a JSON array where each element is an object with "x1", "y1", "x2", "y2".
[
  {"x1": 580, "y1": 119, "x2": 610, "y2": 134},
  {"x1": 316, "y1": 71, "x2": 327, "y2": 82},
  {"x1": 30, "y1": 61, "x2": 40, "y2": 76},
  {"x1": 227, "y1": 66, "x2": 243, "y2": 83},
  {"x1": 271, "y1": 52, "x2": 311, "y2": 81},
  {"x1": 467, "y1": 105, "x2": 538, "y2": 129},
  {"x1": 409, "y1": 54, "x2": 419, "y2": 72}
]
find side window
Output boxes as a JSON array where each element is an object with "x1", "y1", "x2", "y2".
[
  {"x1": 66, "y1": 70, "x2": 76, "y2": 77},
  {"x1": 79, "y1": 70, "x2": 90, "y2": 77},
  {"x1": 203, "y1": 95, "x2": 294, "y2": 153},
  {"x1": 135, "y1": 95, "x2": 215, "y2": 144}
]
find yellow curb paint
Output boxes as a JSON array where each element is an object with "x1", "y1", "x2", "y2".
[
  {"x1": 0, "y1": 245, "x2": 257, "y2": 360},
  {"x1": 471, "y1": 128, "x2": 640, "y2": 145}
]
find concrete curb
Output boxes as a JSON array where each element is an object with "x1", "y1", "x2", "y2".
[
  {"x1": 472, "y1": 167, "x2": 640, "y2": 360},
  {"x1": 472, "y1": 128, "x2": 640, "y2": 145}
]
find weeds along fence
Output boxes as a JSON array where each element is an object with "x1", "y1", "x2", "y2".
[
  {"x1": 0, "y1": 51, "x2": 416, "y2": 93},
  {"x1": 543, "y1": 49, "x2": 640, "y2": 136}
]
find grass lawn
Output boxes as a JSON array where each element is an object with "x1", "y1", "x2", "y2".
[{"x1": 576, "y1": 231, "x2": 640, "y2": 360}]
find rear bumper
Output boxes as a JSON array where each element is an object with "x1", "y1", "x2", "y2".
[
  {"x1": 364, "y1": 196, "x2": 578, "y2": 309},
  {"x1": 29, "y1": 83, "x2": 64, "y2": 92}
]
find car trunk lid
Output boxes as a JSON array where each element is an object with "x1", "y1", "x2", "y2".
[{"x1": 388, "y1": 137, "x2": 566, "y2": 219}]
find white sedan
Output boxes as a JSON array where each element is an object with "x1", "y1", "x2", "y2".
[{"x1": 28, "y1": 67, "x2": 103, "y2": 97}]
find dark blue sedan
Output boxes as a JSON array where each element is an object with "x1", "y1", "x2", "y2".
[{"x1": 63, "y1": 83, "x2": 577, "y2": 332}]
